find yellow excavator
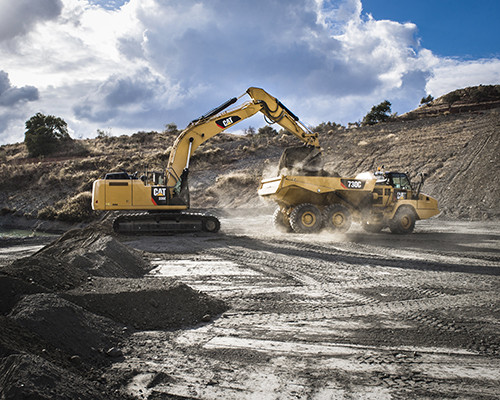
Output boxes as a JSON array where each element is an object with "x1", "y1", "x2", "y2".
[{"x1": 92, "y1": 87, "x2": 321, "y2": 234}]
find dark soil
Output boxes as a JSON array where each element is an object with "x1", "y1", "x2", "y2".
[
  {"x1": 0, "y1": 353, "x2": 123, "y2": 400},
  {"x1": 0, "y1": 224, "x2": 228, "y2": 400},
  {"x1": 64, "y1": 277, "x2": 228, "y2": 330}
]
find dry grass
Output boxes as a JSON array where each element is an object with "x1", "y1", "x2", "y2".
[{"x1": 38, "y1": 192, "x2": 94, "y2": 222}]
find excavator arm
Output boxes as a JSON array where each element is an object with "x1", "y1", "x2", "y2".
[{"x1": 166, "y1": 87, "x2": 320, "y2": 189}]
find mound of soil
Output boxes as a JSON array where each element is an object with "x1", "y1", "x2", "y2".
[
  {"x1": 0, "y1": 275, "x2": 47, "y2": 315},
  {"x1": 0, "y1": 354, "x2": 125, "y2": 400},
  {"x1": 9, "y1": 293, "x2": 125, "y2": 365},
  {"x1": 64, "y1": 277, "x2": 229, "y2": 330},
  {"x1": 0, "y1": 224, "x2": 230, "y2": 399},
  {"x1": 3, "y1": 227, "x2": 148, "y2": 291}
]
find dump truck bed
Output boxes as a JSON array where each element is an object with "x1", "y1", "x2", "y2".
[{"x1": 259, "y1": 175, "x2": 377, "y2": 208}]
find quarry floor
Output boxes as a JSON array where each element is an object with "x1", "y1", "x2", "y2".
[
  {"x1": 1, "y1": 213, "x2": 499, "y2": 399},
  {"x1": 105, "y1": 214, "x2": 500, "y2": 399}
]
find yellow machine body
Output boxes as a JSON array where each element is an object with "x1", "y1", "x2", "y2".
[
  {"x1": 259, "y1": 172, "x2": 439, "y2": 234},
  {"x1": 92, "y1": 179, "x2": 187, "y2": 211}
]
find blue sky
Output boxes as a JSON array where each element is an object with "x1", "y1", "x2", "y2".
[
  {"x1": 0, "y1": 0, "x2": 499, "y2": 145},
  {"x1": 362, "y1": 0, "x2": 500, "y2": 59}
]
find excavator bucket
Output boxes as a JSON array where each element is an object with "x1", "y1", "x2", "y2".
[{"x1": 278, "y1": 146, "x2": 324, "y2": 176}]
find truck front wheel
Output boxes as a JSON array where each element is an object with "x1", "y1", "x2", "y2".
[{"x1": 389, "y1": 207, "x2": 416, "y2": 234}]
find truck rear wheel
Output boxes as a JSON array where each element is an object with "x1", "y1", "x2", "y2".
[
  {"x1": 323, "y1": 204, "x2": 352, "y2": 233},
  {"x1": 289, "y1": 203, "x2": 322, "y2": 233},
  {"x1": 389, "y1": 207, "x2": 416, "y2": 234},
  {"x1": 273, "y1": 207, "x2": 292, "y2": 232}
]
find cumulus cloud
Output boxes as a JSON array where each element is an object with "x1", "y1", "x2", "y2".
[
  {"x1": 0, "y1": 0, "x2": 499, "y2": 144},
  {"x1": 0, "y1": 0, "x2": 63, "y2": 41},
  {"x1": 427, "y1": 58, "x2": 500, "y2": 98},
  {"x1": 0, "y1": 71, "x2": 39, "y2": 143},
  {"x1": 73, "y1": 68, "x2": 172, "y2": 123},
  {"x1": 0, "y1": 71, "x2": 39, "y2": 106}
]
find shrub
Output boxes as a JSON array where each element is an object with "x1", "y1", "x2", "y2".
[
  {"x1": 24, "y1": 113, "x2": 71, "y2": 157},
  {"x1": 420, "y1": 95, "x2": 434, "y2": 105},
  {"x1": 164, "y1": 123, "x2": 180, "y2": 135},
  {"x1": 362, "y1": 100, "x2": 392, "y2": 126},
  {"x1": 56, "y1": 192, "x2": 94, "y2": 222},
  {"x1": 258, "y1": 126, "x2": 278, "y2": 136}
]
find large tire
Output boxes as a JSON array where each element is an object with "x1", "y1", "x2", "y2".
[
  {"x1": 289, "y1": 203, "x2": 322, "y2": 233},
  {"x1": 273, "y1": 207, "x2": 292, "y2": 232},
  {"x1": 389, "y1": 207, "x2": 416, "y2": 234},
  {"x1": 323, "y1": 204, "x2": 352, "y2": 233}
]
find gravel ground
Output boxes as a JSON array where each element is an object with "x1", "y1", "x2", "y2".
[
  {"x1": 1, "y1": 212, "x2": 499, "y2": 399},
  {"x1": 110, "y1": 212, "x2": 500, "y2": 399}
]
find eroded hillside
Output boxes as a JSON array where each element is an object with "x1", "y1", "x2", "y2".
[{"x1": 1, "y1": 86, "x2": 499, "y2": 226}]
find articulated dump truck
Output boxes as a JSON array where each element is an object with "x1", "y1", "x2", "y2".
[{"x1": 258, "y1": 169, "x2": 439, "y2": 234}]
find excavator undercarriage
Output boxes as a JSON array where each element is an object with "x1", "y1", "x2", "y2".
[{"x1": 112, "y1": 211, "x2": 220, "y2": 235}]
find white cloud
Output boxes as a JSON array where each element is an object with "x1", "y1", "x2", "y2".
[
  {"x1": 0, "y1": 0, "x2": 499, "y2": 145},
  {"x1": 427, "y1": 58, "x2": 500, "y2": 98}
]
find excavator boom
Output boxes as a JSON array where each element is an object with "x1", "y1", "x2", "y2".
[{"x1": 165, "y1": 87, "x2": 320, "y2": 188}]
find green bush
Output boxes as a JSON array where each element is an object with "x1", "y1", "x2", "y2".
[
  {"x1": 362, "y1": 100, "x2": 392, "y2": 126},
  {"x1": 420, "y1": 95, "x2": 434, "y2": 105},
  {"x1": 24, "y1": 113, "x2": 71, "y2": 157}
]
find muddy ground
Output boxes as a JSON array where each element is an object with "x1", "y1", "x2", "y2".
[{"x1": 1, "y1": 211, "x2": 499, "y2": 399}]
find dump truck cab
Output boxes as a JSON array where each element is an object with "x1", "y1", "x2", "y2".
[{"x1": 362, "y1": 170, "x2": 439, "y2": 233}]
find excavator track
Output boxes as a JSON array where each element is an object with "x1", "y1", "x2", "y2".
[{"x1": 112, "y1": 211, "x2": 220, "y2": 235}]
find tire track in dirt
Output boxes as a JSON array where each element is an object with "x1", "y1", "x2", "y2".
[{"x1": 116, "y1": 220, "x2": 500, "y2": 399}]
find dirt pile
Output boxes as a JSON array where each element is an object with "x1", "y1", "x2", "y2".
[
  {"x1": 0, "y1": 354, "x2": 119, "y2": 400},
  {"x1": 2, "y1": 225, "x2": 147, "y2": 291},
  {"x1": 9, "y1": 293, "x2": 125, "y2": 364},
  {"x1": 64, "y1": 277, "x2": 228, "y2": 330},
  {"x1": 0, "y1": 225, "x2": 229, "y2": 399}
]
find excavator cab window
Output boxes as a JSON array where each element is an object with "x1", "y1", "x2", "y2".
[
  {"x1": 105, "y1": 172, "x2": 130, "y2": 180},
  {"x1": 152, "y1": 172, "x2": 165, "y2": 185}
]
